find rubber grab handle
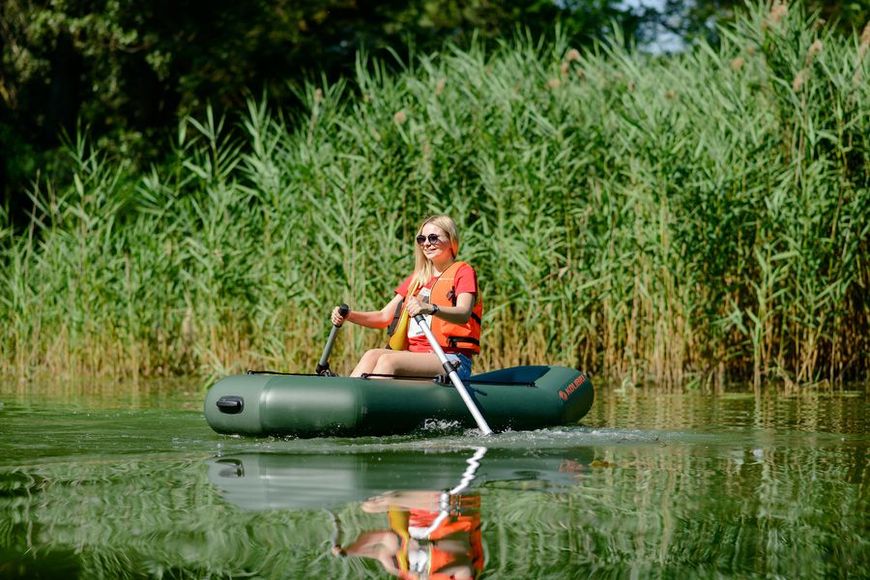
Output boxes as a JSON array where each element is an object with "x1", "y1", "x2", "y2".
[
  {"x1": 316, "y1": 304, "x2": 350, "y2": 375},
  {"x1": 336, "y1": 303, "x2": 350, "y2": 326}
]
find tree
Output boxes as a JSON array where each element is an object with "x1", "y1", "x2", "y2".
[{"x1": 0, "y1": 0, "x2": 647, "y2": 221}]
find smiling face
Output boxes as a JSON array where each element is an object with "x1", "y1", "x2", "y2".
[
  {"x1": 418, "y1": 222, "x2": 452, "y2": 262},
  {"x1": 412, "y1": 215, "x2": 460, "y2": 278}
]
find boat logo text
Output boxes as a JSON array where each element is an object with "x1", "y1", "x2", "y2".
[{"x1": 558, "y1": 374, "x2": 586, "y2": 401}]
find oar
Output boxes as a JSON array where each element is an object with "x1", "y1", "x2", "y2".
[
  {"x1": 415, "y1": 446, "x2": 488, "y2": 538},
  {"x1": 413, "y1": 315, "x2": 492, "y2": 435},
  {"x1": 316, "y1": 304, "x2": 349, "y2": 376}
]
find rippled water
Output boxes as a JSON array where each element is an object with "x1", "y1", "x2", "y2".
[{"x1": 0, "y1": 379, "x2": 866, "y2": 578}]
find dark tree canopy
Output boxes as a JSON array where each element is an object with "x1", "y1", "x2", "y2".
[{"x1": 1, "y1": 0, "x2": 867, "y2": 218}]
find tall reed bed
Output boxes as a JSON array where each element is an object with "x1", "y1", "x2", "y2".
[{"x1": 1, "y1": 2, "x2": 867, "y2": 387}]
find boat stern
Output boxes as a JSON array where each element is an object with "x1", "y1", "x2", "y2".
[{"x1": 204, "y1": 374, "x2": 271, "y2": 435}]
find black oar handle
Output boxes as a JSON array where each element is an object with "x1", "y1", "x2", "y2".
[{"x1": 316, "y1": 304, "x2": 349, "y2": 375}]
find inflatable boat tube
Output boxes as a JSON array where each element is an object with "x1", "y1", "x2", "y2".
[{"x1": 204, "y1": 365, "x2": 593, "y2": 437}]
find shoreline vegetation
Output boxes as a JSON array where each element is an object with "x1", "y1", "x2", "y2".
[{"x1": 1, "y1": 3, "x2": 867, "y2": 388}]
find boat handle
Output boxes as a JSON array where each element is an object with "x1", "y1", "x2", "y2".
[{"x1": 216, "y1": 395, "x2": 244, "y2": 414}]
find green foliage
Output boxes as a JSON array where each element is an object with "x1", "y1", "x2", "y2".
[
  {"x1": 0, "y1": 0, "x2": 639, "y2": 216},
  {"x1": 0, "y1": 2, "x2": 867, "y2": 385},
  {"x1": 645, "y1": 0, "x2": 870, "y2": 47}
]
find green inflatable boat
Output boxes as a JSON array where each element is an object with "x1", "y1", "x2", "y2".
[{"x1": 204, "y1": 365, "x2": 593, "y2": 437}]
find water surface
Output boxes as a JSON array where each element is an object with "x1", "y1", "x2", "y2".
[{"x1": 1, "y1": 379, "x2": 866, "y2": 578}]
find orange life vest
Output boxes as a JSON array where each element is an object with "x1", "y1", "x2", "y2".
[
  {"x1": 430, "y1": 261, "x2": 482, "y2": 354},
  {"x1": 387, "y1": 496, "x2": 484, "y2": 580}
]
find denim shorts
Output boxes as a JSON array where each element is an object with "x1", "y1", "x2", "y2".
[{"x1": 445, "y1": 353, "x2": 473, "y2": 383}]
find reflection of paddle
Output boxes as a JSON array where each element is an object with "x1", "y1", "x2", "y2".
[
  {"x1": 420, "y1": 446, "x2": 488, "y2": 537},
  {"x1": 316, "y1": 304, "x2": 349, "y2": 376},
  {"x1": 331, "y1": 446, "x2": 488, "y2": 559},
  {"x1": 413, "y1": 315, "x2": 492, "y2": 435}
]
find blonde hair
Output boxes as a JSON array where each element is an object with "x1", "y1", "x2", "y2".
[{"x1": 412, "y1": 215, "x2": 460, "y2": 287}]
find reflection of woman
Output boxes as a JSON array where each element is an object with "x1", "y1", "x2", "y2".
[
  {"x1": 332, "y1": 490, "x2": 484, "y2": 579},
  {"x1": 330, "y1": 215, "x2": 482, "y2": 382}
]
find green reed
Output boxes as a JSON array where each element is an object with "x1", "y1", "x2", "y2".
[{"x1": 0, "y1": 2, "x2": 867, "y2": 386}]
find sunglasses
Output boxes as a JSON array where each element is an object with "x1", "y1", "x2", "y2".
[{"x1": 416, "y1": 233, "x2": 444, "y2": 245}]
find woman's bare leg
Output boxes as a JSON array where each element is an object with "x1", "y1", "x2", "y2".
[
  {"x1": 352, "y1": 350, "x2": 444, "y2": 378},
  {"x1": 350, "y1": 349, "x2": 393, "y2": 377},
  {"x1": 371, "y1": 351, "x2": 443, "y2": 377}
]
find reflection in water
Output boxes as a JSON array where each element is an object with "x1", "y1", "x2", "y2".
[
  {"x1": 205, "y1": 446, "x2": 594, "y2": 511},
  {"x1": 332, "y1": 448, "x2": 487, "y2": 579},
  {"x1": 206, "y1": 447, "x2": 595, "y2": 579}
]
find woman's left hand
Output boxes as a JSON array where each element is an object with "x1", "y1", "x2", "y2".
[{"x1": 405, "y1": 296, "x2": 434, "y2": 317}]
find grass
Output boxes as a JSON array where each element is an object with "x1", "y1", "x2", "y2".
[{"x1": 0, "y1": 1, "x2": 867, "y2": 387}]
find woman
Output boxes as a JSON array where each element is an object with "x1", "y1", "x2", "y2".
[
  {"x1": 331, "y1": 215, "x2": 482, "y2": 381},
  {"x1": 332, "y1": 489, "x2": 484, "y2": 579}
]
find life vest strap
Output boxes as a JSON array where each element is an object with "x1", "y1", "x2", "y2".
[
  {"x1": 386, "y1": 300, "x2": 403, "y2": 337},
  {"x1": 447, "y1": 336, "x2": 480, "y2": 347}
]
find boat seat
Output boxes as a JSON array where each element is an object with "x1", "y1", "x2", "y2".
[{"x1": 471, "y1": 365, "x2": 551, "y2": 384}]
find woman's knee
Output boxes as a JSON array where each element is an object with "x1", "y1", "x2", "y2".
[
  {"x1": 351, "y1": 349, "x2": 388, "y2": 377},
  {"x1": 358, "y1": 349, "x2": 381, "y2": 364},
  {"x1": 372, "y1": 354, "x2": 399, "y2": 375}
]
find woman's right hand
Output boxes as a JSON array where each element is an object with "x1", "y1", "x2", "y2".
[{"x1": 332, "y1": 305, "x2": 350, "y2": 326}]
